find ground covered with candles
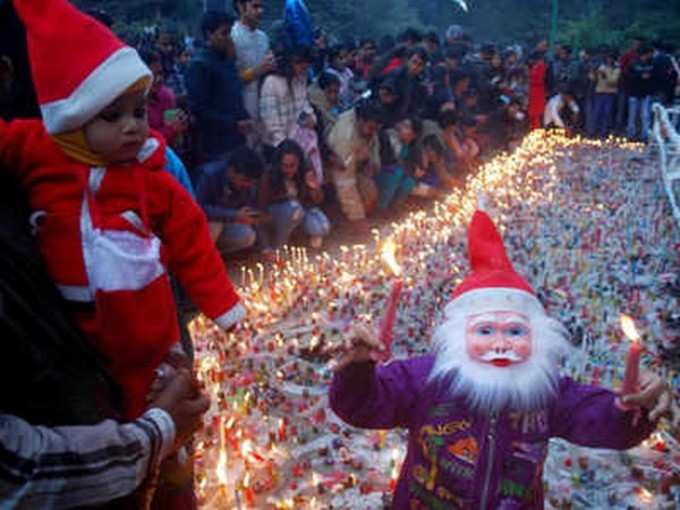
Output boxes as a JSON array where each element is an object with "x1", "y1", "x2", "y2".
[{"x1": 190, "y1": 130, "x2": 680, "y2": 509}]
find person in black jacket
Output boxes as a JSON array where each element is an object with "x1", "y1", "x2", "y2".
[
  {"x1": 185, "y1": 11, "x2": 252, "y2": 168},
  {"x1": 626, "y1": 45, "x2": 655, "y2": 141}
]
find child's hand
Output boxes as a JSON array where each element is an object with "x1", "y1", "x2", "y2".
[
  {"x1": 147, "y1": 362, "x2": 177, "y2": 404},
  {"x1": 618, "y1": 370, "x2": 672, "y2": 421},
  {"x1": 331, "y1": 324, "x2": 384, "y2": 372}
]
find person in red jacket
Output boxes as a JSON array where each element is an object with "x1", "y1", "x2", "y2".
[
  {"x1": 527, "y1": 51, "x2": 547, "y2": 130},
  {"x1": 0, "y1": 0, "x2": 245, "y2": 420}
]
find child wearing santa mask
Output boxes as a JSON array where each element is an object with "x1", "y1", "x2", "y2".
[
  {"x1": 330, "y1": 210, "x2": 671, "y2": 510},
  {"x1": 0, "y1": 0, "x2": 245, "y2": 420}
]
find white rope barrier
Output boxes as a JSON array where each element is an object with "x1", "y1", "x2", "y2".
[{"x1": 651, "y1": 102, "x2": 680, "y2": 229}]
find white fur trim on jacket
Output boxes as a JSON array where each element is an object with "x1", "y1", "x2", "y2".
[
  {"x1": 40, "y1": 47, "x2": 151, "y2": 134},
  {"x1": 445, "y1": 287, "x2": 545, "y2": 319},
  {"x1": 214, "y1": 303, "x2": 246, "y2": 330}
]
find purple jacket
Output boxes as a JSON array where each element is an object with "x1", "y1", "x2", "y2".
[{"x1": 329, "y1": 356, "x2": 656, "y2": 510}]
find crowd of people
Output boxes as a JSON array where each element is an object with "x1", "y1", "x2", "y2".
[
  {"x1": 117, "y1": 6, "x2": 680, "y2": 257},
  {"x1": 3, "y1": 2, "x2": 680, "y2": 259}
]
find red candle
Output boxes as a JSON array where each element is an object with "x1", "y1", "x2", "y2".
[
  {"x1": 378, "y1": 239, "x2": 403, "y2": 356},
  {"x1": 379, "y1": 279, "x2": 403, "y2": 351},
  {"x1": 620, "y1": 315, "x2": 643, "y2": 396}
]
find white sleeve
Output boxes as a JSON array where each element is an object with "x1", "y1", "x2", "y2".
[{"x1": 0, "y1": 409, "x2": 175, "y2": 509}]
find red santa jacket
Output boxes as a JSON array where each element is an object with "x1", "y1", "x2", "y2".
[{"x1": 0, "y1": 119, "x2": 245, "y2": 417}]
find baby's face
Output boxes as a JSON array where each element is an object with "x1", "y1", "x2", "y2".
[{"x1": 84, "y1": 90, "x2": 149, "y2": 165}]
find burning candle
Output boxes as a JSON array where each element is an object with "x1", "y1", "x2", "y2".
[
  {"x1": 242, "y1": 473, "x2": 255, "y2": 507},
  {"x1": 378, "y1": 239, "x2": 403, "y2": 356},
  {"x1": 620, "y1": 314, "x2": 643, "y2": 397}
]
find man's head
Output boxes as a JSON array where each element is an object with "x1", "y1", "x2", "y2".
[
  {"x1": 398, "y1": 27, "x2": 422, "y2": 49},
  {"x1": 227, "y1": 146, "x2": 264, "y2": 191},
  {"x1": 444, "y1": 46, "x2": 462, "y2": 71},
  {"x1": 377, "y1": 80, "x2": 399, "y2": 106},
  {"x1": 329, "y1": 45, "x2": 349, "y2": 71},
  {"x1": 429, "y1": 211, "x2": 571, "y2": 414},
  {"x1": 557, "y1": 45, "x2": 572, "y2": 61},
  {"x1": 318, "y1": 72, "x2": 341, "y2": 106},
  {"x1": 355, "y1": 100, "x2": 382, "y2": 139},
  {"x1": 425, "y1": 31, "x2": 440, "y2": 54},
  {"x1": 234, "y1": 0, "x2": 264, "y2": 28},
  {"x1": 156, "y1": 30, "x2": 176, "y2": 57},
  {"x1": 201, "y1": 11, "x2": 235, "y2": 56},
  {"x1": 406, "y1": 47, "x2": 427, "y2": 77},
  {"x1": 639, "y1": 45, "x2": 653, "y2": 62}
]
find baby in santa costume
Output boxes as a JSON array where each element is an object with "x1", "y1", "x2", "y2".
[
  {"x1": 330, "y1": 211, "x2": 672, "y2": 510},
  {"x1": 0, "y1": 0, "x2": 244, "y2": 419}
]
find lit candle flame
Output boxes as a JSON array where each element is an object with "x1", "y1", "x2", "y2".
[
  {"x1": 381, "y1": 239, "x2": 402, "y2": 277},
  {"x1": 620, "y1": 314, "x2": 641, "y2": 342},
  {"x1": 243, "y1": 471, "x2": 251, "y2": 488},
  {"x1": 216, "y1": 446, "x2": 228, "y2": 486},
  {"x1": 241, "y1": 439, "x2": 254, "y2": 459}
]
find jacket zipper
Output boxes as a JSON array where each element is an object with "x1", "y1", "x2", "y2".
[{"x1": 479, "y1": 412, "x2": 498, "y2": 510}]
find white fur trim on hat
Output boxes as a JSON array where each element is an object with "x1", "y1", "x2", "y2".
[
  {"x1": 445, "y1": 287, "x2": 545, "y2": 319},
  {"x1": 40, "y1": 47, "x2": 151, "y2": 134}
]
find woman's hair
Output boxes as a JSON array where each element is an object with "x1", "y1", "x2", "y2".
[
  {"x1": 269, "y1": 139, "x2": 308, "y2": 196},
  {"x1": 438, "y1": 109, "x2": 458, "y2": 129},
  {"x1": 140, "y1": 49, "x2": 162, "y2": 67},
  {"x1": 422, "y1": 134, "x2": 445, "y2": 156}
]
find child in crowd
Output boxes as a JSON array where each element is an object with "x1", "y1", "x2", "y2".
[
  {"x1": 375, "y1": 116, "x2": 422, "y2": 211},
  {"x1": 0, "y1": 0, "x2": 244, "y2": 419},
  {"x1": 258, "y1": 139, "x2": 330, "y2": 250}
]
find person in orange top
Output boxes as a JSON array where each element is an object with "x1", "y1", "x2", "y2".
[{"x1": 0, "y1": 0, "x2": 245, "y2": 419}]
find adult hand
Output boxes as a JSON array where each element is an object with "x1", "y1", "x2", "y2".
[
  {"x1": 619, "y1": 370, "x2": 673, "y2": 421},
  {"x1": 150, "y1": 369, "x2": 210, "y2": 449},
  {"x1": 331, "y1": 324, "x2": 384, "y2": 372}
]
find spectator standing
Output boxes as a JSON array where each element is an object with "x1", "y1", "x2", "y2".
[
  {"x1": 232, "y1": 0, "x2": 275, "y2": 136},
  {"x1": 626, "y1": 45, "x2": 655, "y2": 141},
  {"x1": 258, "y1": 140, "x2": 330, "y2": 250},
  {"x1": 260, "y1": 46, "x2": 324, "y2": 183},
  {"x1": 195, "y1": 146, "x2": 266, "y2": 254},
  {"x1": 652, "y1": 40, "x2": 678, "y2": 106},
  {"x1": 547, "y1": 45, "x2": 577, "y2": 97},
  {"x1": 527, "y1": 51, "x2": 547, "y2": 129},
  {"x1": 617, "y1": 36, "x2": 644, "y2": 132},
  {"x1": 157, "y1": 28, "x2": 186, "y2": 98},
  {"x1": 186, "y1": 11, "x2": 251, "y2": 169},
  {"x1": 590, "y1": 51, "x2": 620, "y2": 138},
  {"x1": 143, "y1": 50, "x2": 189, "y2": 149}
]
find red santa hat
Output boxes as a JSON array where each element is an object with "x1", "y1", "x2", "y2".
[
  {"x1": 446, "y1": 210, "x2": 545, "y2": 317},
  {"x1": 13, "y1": 0, "x2": 151, "y2": 134}
]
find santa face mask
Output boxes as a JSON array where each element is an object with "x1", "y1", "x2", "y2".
[{"x1": 465, "y1": 311, "x2": 532, "y2": 367}]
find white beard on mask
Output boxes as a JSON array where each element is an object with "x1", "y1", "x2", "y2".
[{"x1": 428, "y1": 307, "x2": 574, "y2": 415}]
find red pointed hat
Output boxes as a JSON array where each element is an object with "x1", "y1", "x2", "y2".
[
  {"x1": 13, "y1": 0, "x2": 151, "y2": 134},
  {"x1": 446, "y1": 211, "x2": 544, "y2": 316}
]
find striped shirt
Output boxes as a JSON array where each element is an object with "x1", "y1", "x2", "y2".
[{"x1": 0, "y1": 408, "x2": 174, "y2": 509}]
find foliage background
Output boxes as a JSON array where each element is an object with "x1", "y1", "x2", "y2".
[{"x1": 74, "y1": 0, "x2": 680, "y2": 49}]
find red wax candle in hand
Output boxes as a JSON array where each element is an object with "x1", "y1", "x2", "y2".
[
  {"x1": 619, "y1": 315, "x2": 643, "y2": 409},
  {"x1": 378, "y1": 239, "x2": 403, "y2": 358},
  {"x1": 379, "y1": 279, "x2": 403, "y2": 352}
]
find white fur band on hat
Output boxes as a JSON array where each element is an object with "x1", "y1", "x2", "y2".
[
  {"x1": 40, "y1": 47, "x2": 151, "y2": 134},
  {"x1": 444, "y1": 287, "x2": 545, "y2": 319}
]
